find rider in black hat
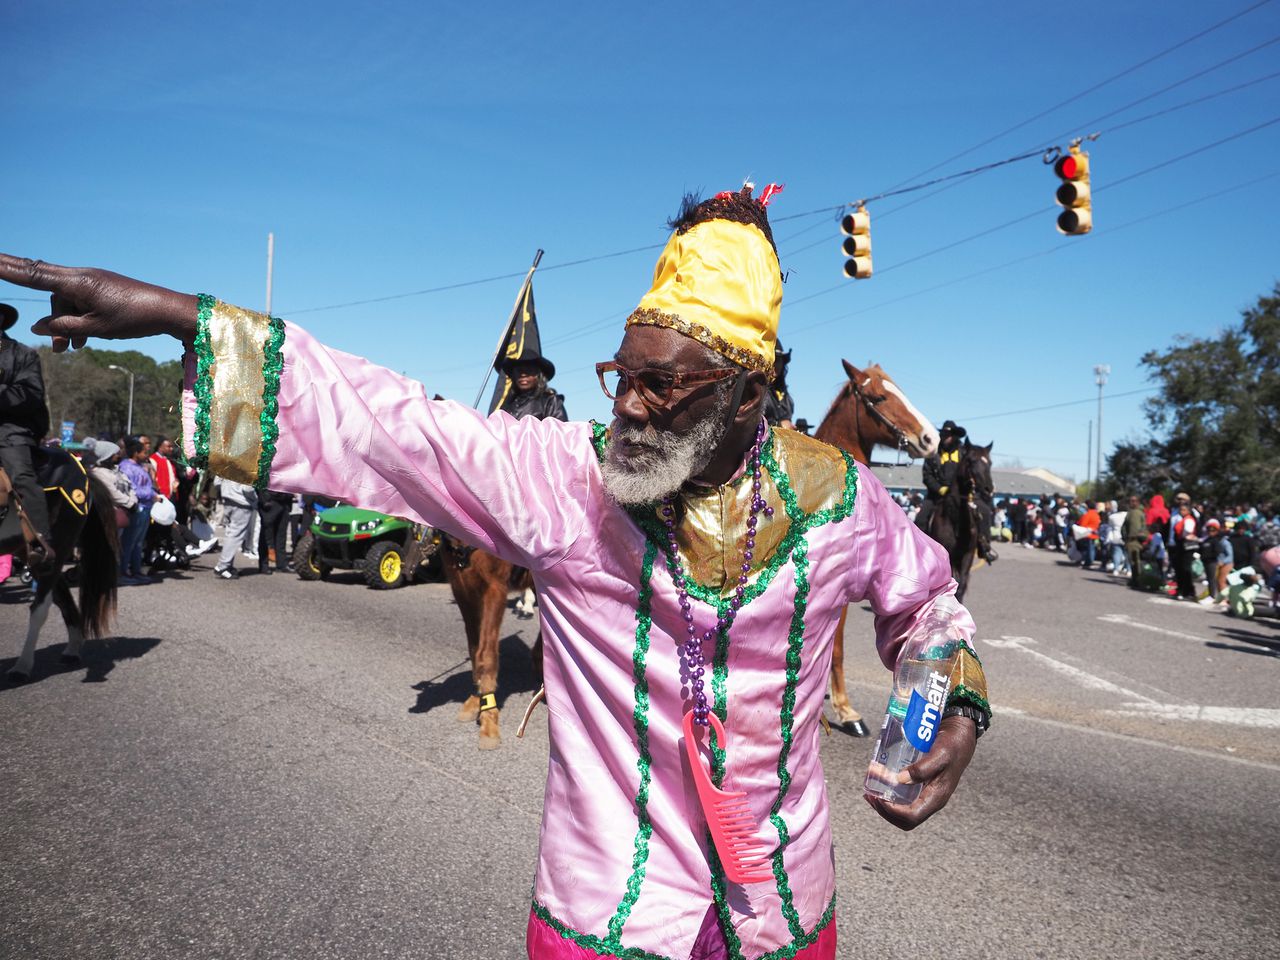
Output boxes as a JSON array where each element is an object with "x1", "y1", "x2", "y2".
[
  {"x1": 498, "y1": 347, "x2": 567, "y2": 423},
  {"x1": 0, "y1": 303, "x2": 55, "y2": 569},
  {"x1": 762, "y1": 339, "x2": 795, "y2": 428},
  {"x1": 916, "y1": 420, "x2": 998, "y2": 563}
]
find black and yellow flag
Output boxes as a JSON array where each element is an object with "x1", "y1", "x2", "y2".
[{"x1": 487, "y1": 281, "x2": 542, "y2": 414}]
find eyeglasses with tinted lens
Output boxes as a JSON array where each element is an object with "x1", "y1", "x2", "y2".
[{"x1": 596, "y1": 361, "x2": 739, "y2": 408}]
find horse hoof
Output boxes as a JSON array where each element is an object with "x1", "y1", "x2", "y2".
[
  {"x1": 60, "y1": 653, "x2": 81, "y2": 666},
  {"x1": 478, "y1": 710, "x2": 501, "y2": 749},
  {"x1": 457, "y1": 697, "x2": 480, "y2": 723},
  {"x1": 6, "y1": 669, "x2": 30, "y2": 684},
  {"x1": 843, "y1": 718, "x2": 870, "y2": 738}
]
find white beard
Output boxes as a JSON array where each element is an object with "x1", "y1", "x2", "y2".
[{"x1": 601, "y1": 397, "x2": 730, "y2": 507}]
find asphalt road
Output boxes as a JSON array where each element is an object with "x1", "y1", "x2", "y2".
[{"x1": 1, "y1": 542, "x2": 1276, "y2": 960}]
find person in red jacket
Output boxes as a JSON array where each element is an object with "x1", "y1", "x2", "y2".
[{"x1": 1077, "y1": 501, "x2": 1101, "y2": 569}]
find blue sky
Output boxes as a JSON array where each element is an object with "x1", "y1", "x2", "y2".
[{"x1": 5, "y1": 0, "x2": 1279, "y2": 481}]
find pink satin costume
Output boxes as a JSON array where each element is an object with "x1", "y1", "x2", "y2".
[{"x1": 180, "y1": 300, "x2": 977, "y2": 960}]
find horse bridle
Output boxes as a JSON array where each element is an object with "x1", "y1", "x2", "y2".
[{"x1": 849, "y1": 376, "x2": 912, "y2": 453}]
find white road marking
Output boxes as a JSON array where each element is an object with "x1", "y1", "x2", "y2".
[
  {"x1": 1003, "y1": 710, "x2": 1280, "y2": 772},
  {"x1": 983, "y1": 635, "x2": 1159, "y2": 703},
  {"x1": 1102, "y1": 704, "x2": 1280, "y2": 729},
  {"x1": 983, "y1": 634, "x2": 1273, "y2": 730},
  {"x1": 1098, "y1": 613, "x2": 1212, "y2": 644}
]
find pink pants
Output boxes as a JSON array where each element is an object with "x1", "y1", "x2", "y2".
[{"x1": 526, "y1": 905, "x2": 836, "y2": 960}]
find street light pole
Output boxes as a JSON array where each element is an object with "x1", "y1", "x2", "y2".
[
  {"x1": 108, "y1": 363, "x2": 135, "y2": 435},
  {"x1": 1093, "y1": 364, "x2": 1110, "y2": 488}
]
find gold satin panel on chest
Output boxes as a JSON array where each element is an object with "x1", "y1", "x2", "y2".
[{"x1": 648, "y1": 429, "x2": 850, "y2": 594}]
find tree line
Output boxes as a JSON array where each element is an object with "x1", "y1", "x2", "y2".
[
  {"x1": 39, "y1": 345, "x2": 184, "y2": 442},
  {"x1": 1102, "y1": 282, "x2": 1279, "y2": 506}
]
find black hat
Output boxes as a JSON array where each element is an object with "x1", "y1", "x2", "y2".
[
  {"x1": 500, "y1": 349, "x2": 555, "y2": 381},
  {"x1": 0, "y1": 303, "x2": 17, "y2": 332},
  {"x1": 940, "y1": 420, "x2": 967, "y2": 438}
]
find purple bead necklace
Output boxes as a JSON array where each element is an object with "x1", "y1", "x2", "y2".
[{"x1": 660, "y1": 419, "x2": 774, "y2": 727}]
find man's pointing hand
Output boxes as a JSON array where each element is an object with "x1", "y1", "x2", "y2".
[{"x1": 0, "y1": 254, "x2": 198, "y2": 352}]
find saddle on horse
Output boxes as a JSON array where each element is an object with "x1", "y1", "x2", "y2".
[{"x1": 0, "y1": 447, "x2": 92, "y2": 560}]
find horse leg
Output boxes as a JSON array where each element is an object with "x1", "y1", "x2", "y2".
[
  {"x1": 454, "y1": 586, "x2": 484, "y2": 724},
  {"x1": 473, "y1": 575, "x2": 509, "y2": 750},
  {"x1": 51, "y1": 577, "x2": 84, "y2": 665},
  {"x1": 955, "y1": 546, "x2": 976, "y2": 603},
  {"x1": 9, "y1": 577, "x2": 56, "y2": 682},
  {"x1": 827, "y1": 607, "x2": 869, "y2": 736}
]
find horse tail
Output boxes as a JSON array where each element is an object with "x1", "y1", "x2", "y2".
[{"x1": 78, "y1": 475, "x2": 120, "y2": 639}]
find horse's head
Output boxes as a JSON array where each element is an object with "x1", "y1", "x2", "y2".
[
  {"x1": 962, "y1": 441, "x2": 994, "y2": 500},
  {"x1": 840, "y1": 360, "x2": 939, "y2": 458}
]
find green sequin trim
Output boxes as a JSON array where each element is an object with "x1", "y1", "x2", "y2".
[
  {"x1": 190, "y1": 294, "x2": 216, "y2": 469},
  {"x1": 606, "y1": 542, "x2": 657, "y2": 942},
  {"x1": 947, "y1": 683, "x2": 991, "y2": 719},
  {"x1": 530, "y1": 900, "x2": 674, "y2": 960},
  {"x1": 758, "y1": 893, "x2": 836, "y2": 960},
  {"x1": 626, "y1": 430, "x2": 859, "y2": 615},
  {"x1": 253, "y1": 315, "x2": 286, "y2": 490},
  {"x1": 769, "y1": 540, "x2": 808, "y2": 939},
  {"x1": 709, "y1": 842, "x2": 837, "y2": 960}
]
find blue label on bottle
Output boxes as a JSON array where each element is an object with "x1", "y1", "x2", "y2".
[{"x1": 903, "y1": 688, "x2": 944, "y2": 753}]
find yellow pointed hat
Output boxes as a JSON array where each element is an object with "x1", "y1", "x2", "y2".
[{"x1": 625, "y1": 184, "x2": 784, "y2": 373}]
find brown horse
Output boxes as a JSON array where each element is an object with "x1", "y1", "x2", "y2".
[
  {"x1": 439, "y1": 537, "x2": 542, "y2": 750},
  {"x1": 813, "y1": 360, "x2": 938, "y2": 734}
]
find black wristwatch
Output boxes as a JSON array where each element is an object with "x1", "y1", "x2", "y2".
[{"x1": 942, "y1": 703, "x2": 989, "y2": 740}]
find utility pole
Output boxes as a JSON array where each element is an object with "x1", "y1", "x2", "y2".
[
  {"x1": 1094, "y1": 363, "x2": 1110, "y2": 488},
  {"x1": 108, "y1": 363, "x2": 135, "y2": 435},
  {"x1": 265, "y1": 232, "x2": 275, "y2": 316},
  {"x1": 1086, "y1": 419, "x2": 1093, "y2": 490}
]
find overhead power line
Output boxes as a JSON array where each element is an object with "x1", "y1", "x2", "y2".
[
  {"x1": 1048, "y1": 33, "x2": 1280, "y2": 144},
  {"x1": 780, "y1": 167, "x2": 1280, "y2": 340},
  {"x1": 880, "y1": 0, "x2": 1277, "y2": 193},
  {"x1": 959, "y1": 387, "x2": 1158, "y2": 423}
]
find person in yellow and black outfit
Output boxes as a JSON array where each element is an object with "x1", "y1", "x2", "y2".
[
  {"x1": 915, "y1": 420, "x2": 997, "y2": 563},
  {"x1": 0, "y1": 303, "x2": 54, "y2": 571}
]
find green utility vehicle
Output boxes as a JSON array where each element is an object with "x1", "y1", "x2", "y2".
[{"x1": 292, "y1": 505, "x2": 439, "y2": 589}]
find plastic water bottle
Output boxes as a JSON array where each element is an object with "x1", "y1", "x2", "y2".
[{"x1": 864, "y1": 599, "x2": 967, "y2": 805}]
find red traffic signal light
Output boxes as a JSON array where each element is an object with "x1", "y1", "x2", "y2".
[
  {"x1": 1054, "y1": 147, "x2": 1092, "y2": 235},
  {"x1": 840, "y1": 206, "x2": 873, "y2": 278}
]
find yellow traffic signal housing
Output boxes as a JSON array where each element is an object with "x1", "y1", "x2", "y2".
[
  {"x1": 840, "y1": 205, "x2": 873, "y2": 278},
  {"x1": 1055, "y1": 146, "x2": 1092, "y2": 235}
]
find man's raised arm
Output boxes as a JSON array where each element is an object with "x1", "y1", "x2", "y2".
[{"x1": 0, "y1": 254, "x2": 598, "y2": 572}]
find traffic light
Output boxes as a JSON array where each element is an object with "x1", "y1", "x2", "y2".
[
  {"x1": 840, "y1": 205, "x2": 873, "y2": 278},
  {"x1": 1054, "y1": 146, "x2": 1092, "y2": 235}
]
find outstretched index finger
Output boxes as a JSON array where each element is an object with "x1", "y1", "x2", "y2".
[{"x1": 0, "y1": 254, "x2": 80, "y2": 295}]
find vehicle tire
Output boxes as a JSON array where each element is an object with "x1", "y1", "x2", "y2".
[
  {"x1": 364, "y1": 540, "x2": 405, "y2": 589},
  {"x1": 294, "y1": 533, "x2": 328, "y2": 581}
]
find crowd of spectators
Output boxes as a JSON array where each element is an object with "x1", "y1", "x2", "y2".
[
  {"x1": 996, "y1": 492, "x2": 1280, "y2": 619},
  {"x1": 889, "y1": 488, "x2": 1279, "y2": 619},
  {"x1": 0, "y1": 432, "x2": 307, "y2": 588}
]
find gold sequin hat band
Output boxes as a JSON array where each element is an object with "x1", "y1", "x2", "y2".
[{"x1": 625, "y1": 186, "x2": 784, "y2": 374}]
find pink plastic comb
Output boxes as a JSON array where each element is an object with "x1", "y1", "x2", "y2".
[{"x1": 683, "y1": 709, "x2": 774, "y2": 885}]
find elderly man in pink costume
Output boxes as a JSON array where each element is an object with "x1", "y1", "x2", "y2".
[{"x1": 0, "y1": 185, "x2": 989, "y2": 960}]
